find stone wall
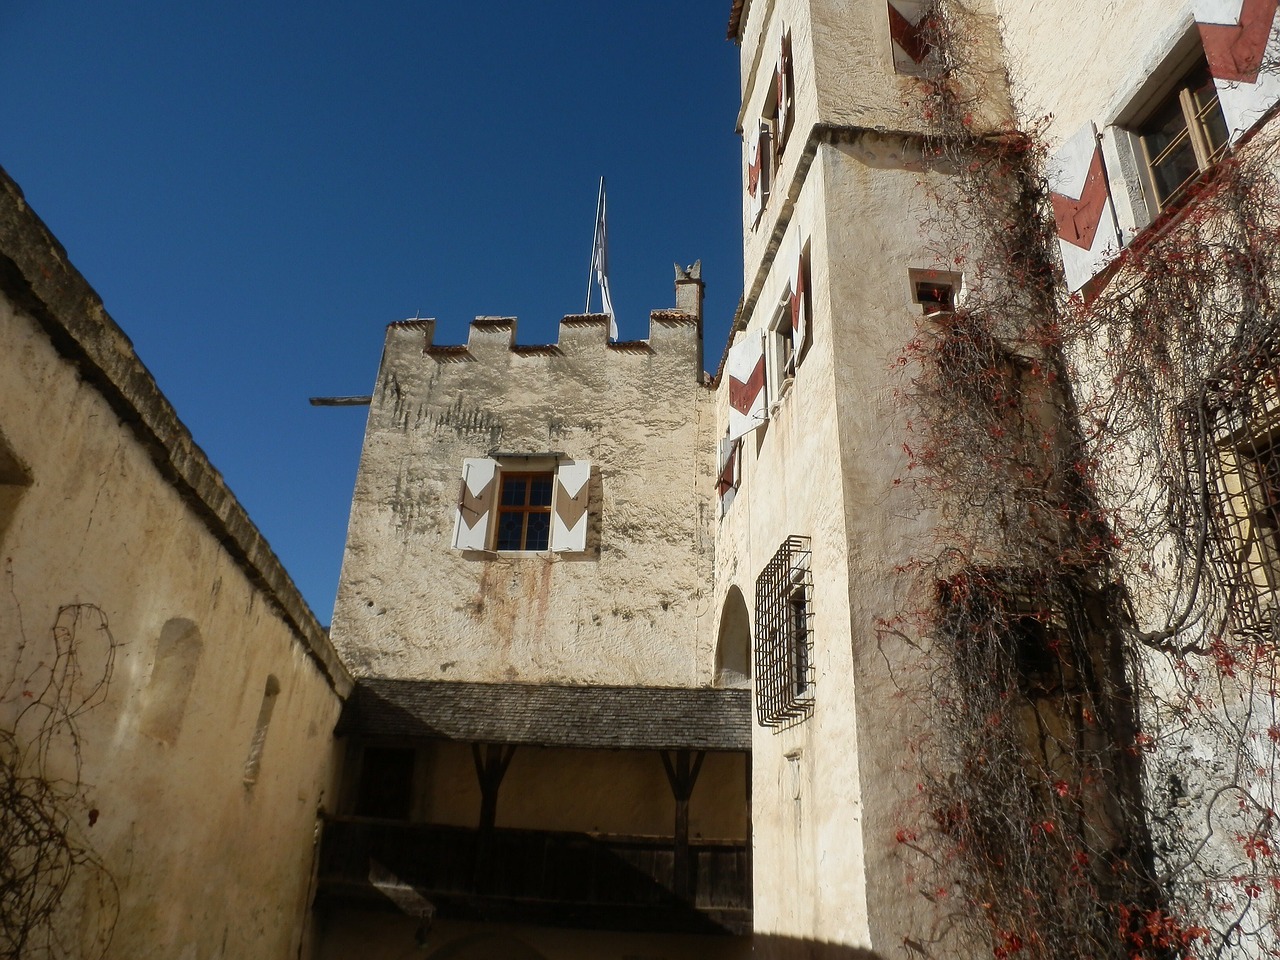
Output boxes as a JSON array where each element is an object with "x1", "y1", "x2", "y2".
[{"x1": 0, "y1": 167, "x2": 349, "y2": 960}]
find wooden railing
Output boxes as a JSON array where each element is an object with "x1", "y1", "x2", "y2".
[{"x1": 317, "y1": 816, "x2": 751, "y2": 935}]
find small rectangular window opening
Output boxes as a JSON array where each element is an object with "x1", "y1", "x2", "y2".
[
  {"x1": 789, "y1": 587, "x2": 811, "y2": 697},
  {"x1": 909, "y1": 268, "x2": 960, "y2": 316}
]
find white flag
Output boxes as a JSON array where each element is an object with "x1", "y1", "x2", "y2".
[{"x1": 590, "y1": 178, "x2": 617, "y2": 340}]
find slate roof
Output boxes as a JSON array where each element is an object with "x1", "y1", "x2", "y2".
[{"x1": 338, "y1": 678, "x2": 752, "y2": 752}]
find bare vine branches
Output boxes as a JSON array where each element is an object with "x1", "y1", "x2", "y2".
[
  {"x1": 2, "y1": 592, "x2": 119, "y2": 959},
  {"x1": 890, "y1": 3, "x2": 1280, "y2": 958}
]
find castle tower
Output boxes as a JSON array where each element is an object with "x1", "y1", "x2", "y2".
[
  {"x1": 323, "y1": 278, "x2": 753, "y2": 958},
  {"x1": 713, "y1": 1, "x2": 1007, "y2": 955}
]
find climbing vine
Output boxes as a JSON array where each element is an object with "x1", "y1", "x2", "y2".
[
  {"x1": 888, "y1": 3, "x2": 1280, "y2": 958},
  {"x1": 1, "y1": 586, "x2": 119, "y2": 959}
]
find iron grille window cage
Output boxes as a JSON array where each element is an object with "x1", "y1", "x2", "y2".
[
  {"x1": 1204, "y1": 357, "x2": 1280, "y2": 621},
  {"x1": 755, "y1": 536, "x2": 814, "y2": 727}
]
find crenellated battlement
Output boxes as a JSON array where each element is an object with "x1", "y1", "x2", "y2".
[{"x1": 383, "y1": 263, "x2": 706, "y2": 372}]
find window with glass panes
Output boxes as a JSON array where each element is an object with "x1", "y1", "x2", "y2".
[
  {"x1": 495, "y1": 472, "x2": 553, "y2": 551},
  {"x1": 1138, "y1": 59, "x2": 1229, "y2": 211}
]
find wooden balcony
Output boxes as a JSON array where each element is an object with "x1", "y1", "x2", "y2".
[{"x1": 316, "y1": 816, "x2": 751, "y2": 935}]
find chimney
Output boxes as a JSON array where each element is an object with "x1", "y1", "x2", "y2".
[{"x1": 675, "y1": 260, "x2": 704, "y2": 320}]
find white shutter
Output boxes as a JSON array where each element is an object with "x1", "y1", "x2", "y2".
[
  {"x1": 746, "y1": 120, "x2": 771, "y2": 225},
  {"x1": 790, "y1": 241, "x2": 811, "y2": 362},
  {"x1": 452, "y1": 458, "x2": 497, "y2": 550},
  {"x1": 777, "y1": 31, "x2": 793, "y2": 153},
  {"x1": 726, "y1": 332, "x2": 768, "y2": 442},
  {"x1": 1047, "y1": 123, "x2": 1120, "y2": 293},
  {"x1": 888, "y1": 0, "x2": 936, "y2": 74},
  {"x1": 551, "y1": 460, "x2": 591, "y2": 552},
  {"x1": 1194, "y1": 0, "x2": 1280, "y2": 142},
  {"x1": 718, "y1": 436, "x2": 741, "y2": 516}
]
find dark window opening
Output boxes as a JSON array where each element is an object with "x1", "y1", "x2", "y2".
[
  {"x1": 1008, "y1": 614, "x2": 1058, "y2": 689},
  {"x1": 356, "y1": 746, "x2": 416, "y2": 820},
  {"x1": 495, "y1": 472, "x2": 553, "y2": 551},
  {"x1": 910, "y1": 269, "x2": 961, "y2": 316},
  {"x1": 915, "y1": 281, "x2": 955, "y2": 314},
  {"x1": 790, "y1": 588, "x2": 811, "y2": 697}
]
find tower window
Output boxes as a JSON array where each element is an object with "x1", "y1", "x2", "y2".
[{"x1": 494, "y1": 472, "x2": 553, "y2": 551}]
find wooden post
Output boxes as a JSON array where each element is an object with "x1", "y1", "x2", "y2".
[
  {"x1": 660, "y1": 749, "x2": 705, "y2": 900},
  {"x1": 472, "y1": 742, "x2": 516, "y2": 890}
]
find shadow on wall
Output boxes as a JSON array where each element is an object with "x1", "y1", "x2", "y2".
[
  {"x1": 316, "y1": 908, "x2": 890, "y2": 960},
  {"x1": 716, "y1": 585, "x2": 751, "y2": 688},
  {"x1": 423, "y1": 931, "x2": 889, "y2": 960}
]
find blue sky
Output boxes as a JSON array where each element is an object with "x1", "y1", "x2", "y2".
[{"x1": 0, "y1": 1, "x2": 744, "y2": 622}]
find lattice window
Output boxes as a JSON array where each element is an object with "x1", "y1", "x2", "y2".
[
  {"x1": 1206, "y1": 358, "x2": 1280, "y2": 605},
  {"x1": 755, "y1": 536, "x2": 814, "y2": 726}
]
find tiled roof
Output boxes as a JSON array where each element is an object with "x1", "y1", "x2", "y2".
[
  {"x1": 339, "y1": 678, "x2": 752, "y2": 752},
  {"x1": 728, "y1": 0, "x2": 746, "y2": 39}
]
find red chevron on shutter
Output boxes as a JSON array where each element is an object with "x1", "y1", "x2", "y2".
[
  {"x1": 717, "y1": 441, "x2": 739, "y2": 497},
  {"x1": 726, "y1": 334, "x2": 768, "y2": 441},
  {"x1": 1050, "y1": 146, "x2": 1108, "y2": 251},
  {"x1": 729, "y1": 357, "x2": 765, "y2": 414},
  {"x1": 1199, "y1": 0, "x2": 1279, "y2": 84},
  {"x1": 888, "y1": 1, "x2": 935, "y2": 64},
  {"x1": 790, "y1": 244, "x2": 810, "y2": 361},
  {"x1": 748, "y1": 140, "x2": 762, "y2": 198}
]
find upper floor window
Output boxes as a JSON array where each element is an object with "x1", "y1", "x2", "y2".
[
  {"x1": 496, "y1": 472, "x2": 554, "y2": 551},
  {"x1": 767, "y1": 307, "x2": 797, "y2": 409},
  {"x1": 453, "y1": 457, "x2": 592, "y2": 554},
  {"x1": 909, "y1": 268, "x2": 960, "y2": 317},
  {"x1": 1136, "y1": 58, "x2": 1229, "y2": 212},
  {"x1": 888, "y1": 0, "x2": 940, "y2": 77}
]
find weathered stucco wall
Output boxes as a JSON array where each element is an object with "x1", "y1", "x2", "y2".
[
  {"x1": 332, "y1": 303, "x2": 717, "y2": 687},
  {"x1": 0, "y1": 169, "x2": 348, "y2": 959},
  {"x1": 996, "y1": 0, "x2": 1194, "y2": 144},
  {"x1": 720, "y1": 1, "x2": 993, "y2": 953}
]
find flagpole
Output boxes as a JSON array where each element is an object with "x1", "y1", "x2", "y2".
[{"x1": 585, "y1": 177, "x2": 604, "y2": 314}]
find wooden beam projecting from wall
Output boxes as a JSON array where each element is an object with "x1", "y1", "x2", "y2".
[{"x1": 308, "y1": 396, "x2": 372, "y2": 406}]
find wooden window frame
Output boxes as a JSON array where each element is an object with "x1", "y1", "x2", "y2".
[
  {"x1": 493, "y1": 470, "x2": 555, "y2": 552},
  {"x1": 1135, "y1": 57, "x2": 1229, "y2": 212},
  {"x1": 767, "y1": 307, "x2": 797, "y2": 411},
  {"x1": 1228, "y1": 428, "x2": 1280, "y2": 591}
]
